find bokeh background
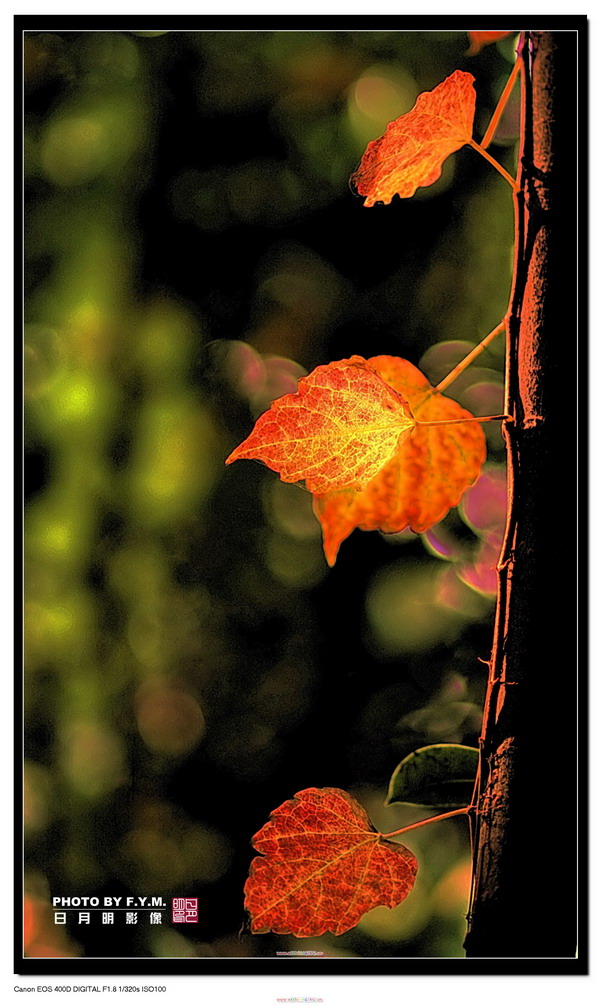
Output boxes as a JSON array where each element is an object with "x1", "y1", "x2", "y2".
[{"x1": 23, "y1": 28, "x2": 518, "y2": 960}]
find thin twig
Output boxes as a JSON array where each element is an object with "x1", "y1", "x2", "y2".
[
  {"x1": 481, "y1": 57, "x2": 522, "y2": 149},
  {"x1": 382, "y1": 807, "x2": 469, "y2": 839},
  {"x1": 468, "y1": 139, "x2": 519, "y2": 191}
]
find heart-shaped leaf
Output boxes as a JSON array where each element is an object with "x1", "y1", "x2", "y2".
[
  {"x1": 227, "y1": 354, "x2": 487, "y2": 565},
  {"x1": 245, "y1": 787, "x2": 418, "y2": 936},
  {"x1": 226, "y1": 356, "x2": 415, "y2": 495}
]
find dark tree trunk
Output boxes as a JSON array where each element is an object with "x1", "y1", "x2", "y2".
[{"x1": 464, "y1": 31, "x2": 579, "y2": 959}]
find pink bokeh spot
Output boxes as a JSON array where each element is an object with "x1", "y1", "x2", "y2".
[
  {"x1": 262, "y1": 356, "x2": 306, "y2": 404},
  {"x1": 452, "y1": 465, "x2": 508, "y2": 597},
  {"x1": 458, "y1": 539, "x2": 500, "y2": 596},
  {"x1": 460, "y1": 465, "x2": 507, "y2": 535},
  {"x1": 225, "y1": 341, "x2": 306, "y2": 413},
  {"x1": 422, "y1": 527, "x2": 458, "y2": 560},
  {"x1": 225, "y1": 341, "x2": 267, "y2": 398}
]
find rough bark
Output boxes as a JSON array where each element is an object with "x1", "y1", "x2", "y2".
[{"x1": 464, "y1": 31, "x2": 579, "y2": 958}]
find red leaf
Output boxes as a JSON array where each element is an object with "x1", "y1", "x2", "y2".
[
  {"x1": 313, "y1": 357, "x2": 487, "y2": 565},
  {"x1": 226, "y1": 356, "x2": 415, "y2": 495},
  {"x1": 351, "y1": 69, "x2": 476, "y2": 205},
  {"x1": 467, "y1": 31, "x2": 515, "y2": 55},
  {"x1": 244, "y1": 787, "x2": 418, "y2": 936}
]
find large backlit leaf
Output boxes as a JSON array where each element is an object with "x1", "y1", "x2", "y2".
[
  {"x1": 351, "y1": 69, "x2": 476, "y2": 205},
  {"x1": 226, "y1": 356, "x2": 415, "y2": 495},
  {"x1": 245, "y1": 787, "x2": 417, "y2": 936},
  {"x1": 227, "y1": 354, "x2": 487, "y2": 565},
  {"x1": 386, "y1": 743, "x2": 479, "y2": 809},
  {"x1": 313, "y1": 356, "x2": 487, "y2": 565}
]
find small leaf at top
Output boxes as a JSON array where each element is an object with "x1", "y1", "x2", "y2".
[
  {"x1": 226, "y1": 356, "x2": 415, "y2": 495},
  {"x1": 245, "y1": 787, "x2": 418, "y2": 937},
  {"x1": 467, "y1": 31, "x2": 515, "y2": 55},
  {"x1": 386, "y1": 743, "x2": 479, "y2": 809},
  {"x1": 351, "y1": 69, "x2": 476, "y2": 205}
]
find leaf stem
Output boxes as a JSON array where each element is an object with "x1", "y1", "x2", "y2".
[
  {"x1": 382, "y1": 807, "x2": 469, "y2": 839},
  {"x1": 434, "y1": 318, "x2": 507, "y2": 395},
  {"x1": 481, "y1": 57, "x2": 522, "y2": 149},
  {"x1": 468, "y1": 139, "x2": 519, "y2": 191},
  {"x1": 412, "y1": 318, "x2": 507, "y2": 417},
  {"x1": 416, "y1": 413, "x2": 510, "y2": 428}
]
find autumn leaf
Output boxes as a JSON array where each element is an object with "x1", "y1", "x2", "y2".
[
  {"x1": 226, "y1": 356, "x2": 415, "y2": 495},
  {"x1": 227, "y1": 354, "x2": 487, "y2": 565},
  {"x1": 244, "y1": 787, "x2": 417, "y2": 937},
  {"x1": 313, "y1": 357, "x2": 487, "y2": 565},
  {"x1": 467, "y1": 31, "x2": 515, "y2": 55},
  {"x1": 351, "y1": 69, "x2": 476, "y2": 205}
]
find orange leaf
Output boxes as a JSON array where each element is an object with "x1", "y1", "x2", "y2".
[
  {"x1": 244, "y1": 787, "x2": 417, "y2": 936},
  {"x1": 226, "y1": 356, "x2": 415, "y2": 495},
  {"x1": 351, "y1": 69, "x2": 476, "y2": 205},
  {"x1": 467, "y1": 31, "x2": 515, "y2": 55},
  {"x1": 313, "y1": 357, "x2": 487, "y2": 565}
]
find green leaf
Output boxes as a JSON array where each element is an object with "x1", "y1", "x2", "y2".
[{"x1": 385, "y1": 743, "x2": 479, "y2": 808}]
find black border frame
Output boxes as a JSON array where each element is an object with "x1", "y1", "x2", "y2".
[{"x1": 16, "y1": 14, "x2": 589, "y2": 979}]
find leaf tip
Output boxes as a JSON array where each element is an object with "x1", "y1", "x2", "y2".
[{"x1": 225, "y1": 442, "x2": 247, "y2": 466}]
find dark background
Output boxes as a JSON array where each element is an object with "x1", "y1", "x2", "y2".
[{"x1": 23, "y1": 27, "x2": 516, "y2": 960}]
